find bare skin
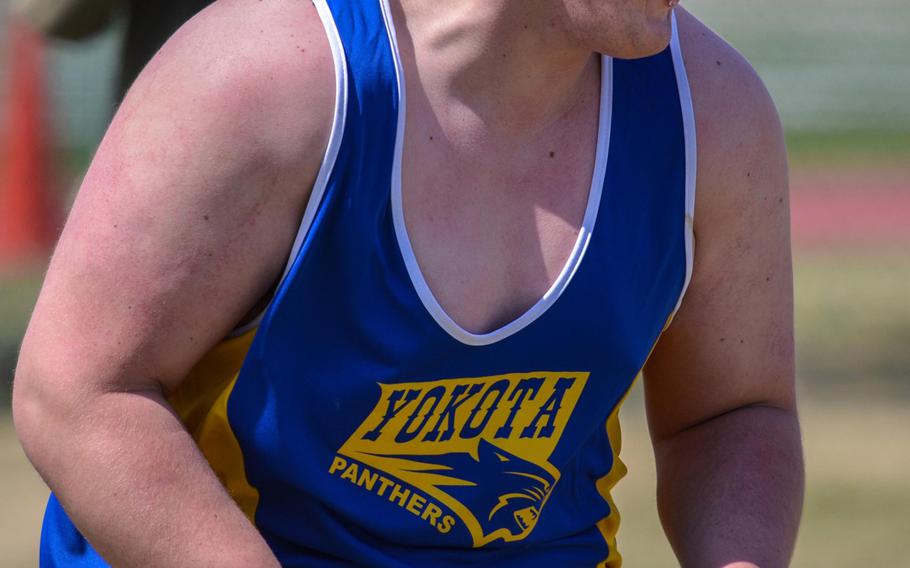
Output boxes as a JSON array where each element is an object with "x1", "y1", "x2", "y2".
[
  {"x1": 13, "y1": 0, "x2": 803, "y2": 566},
  {"x1": 644, "y1": 11, "x2": 803, "y2": 566}
]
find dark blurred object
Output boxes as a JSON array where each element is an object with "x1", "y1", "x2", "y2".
[
  {"x1": 12, "y1": 0, "x2": 214, "y2": 100},
  {"x1": 10, "y1": 0, "x2": 119, "y2": 40},
  {"x1": 0, "y1": 18, "x2": 57, "y2": 263},
  {"x1": 119, "y1": 2, "x2": 215, "y2": 100}
]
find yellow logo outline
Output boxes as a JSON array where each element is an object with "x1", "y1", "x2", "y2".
[{"x1": 334, "y1": 371, "x2": 589, "y2": 547}]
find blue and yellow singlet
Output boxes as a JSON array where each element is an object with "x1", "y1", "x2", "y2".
[{"x1": 40, "y1": 1, "x2": 696, "y2": 565}]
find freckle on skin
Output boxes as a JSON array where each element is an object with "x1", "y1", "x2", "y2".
[
  {"x1": 720, "y1": 337, "x2": 726, "y2": 342},
  {"x1": 203, "y1": 215, "x2": 209, "y2": 221},
  {"x1": 549, "y1": 151, "x2": 555, "y2": 158},
  {"x1": 716, "y1": 60, "x2": 722, "y2": 66}
]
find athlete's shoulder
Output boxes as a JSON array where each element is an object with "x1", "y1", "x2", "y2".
[
  {"x1": 675, "y1": 8, "x2": 780, "y2": 142},
  {"x1": 674, "y1": 8, "x2": 787, "y2": 225},
  {"x1": 122, "y1": 0, "x2": 335, "y2": 168}
]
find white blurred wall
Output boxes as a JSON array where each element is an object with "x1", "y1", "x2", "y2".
[{"x1": 688, "y1": 0, "x2": 910, "y2": 133}]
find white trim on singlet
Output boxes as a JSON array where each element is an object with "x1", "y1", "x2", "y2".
[
  {"x1": 379, "y1": 0, "x2": 613, "y2": 347},
  {"x1": 669, "y1": 10, "x2": 698, "y2": 320},
  {"x1": 230, "y1": 0, "x2": 348, "y2": 337}
]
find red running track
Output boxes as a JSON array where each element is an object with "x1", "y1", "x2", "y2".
[{"x1": 789, "y1": 165, "x2": 909, "y2": 250}]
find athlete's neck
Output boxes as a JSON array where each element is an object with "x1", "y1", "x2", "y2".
[{"x1": 393, "y1": 0, "x2": 596, "y2": 139}]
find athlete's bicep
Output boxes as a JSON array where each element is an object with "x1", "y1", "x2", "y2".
[
  {"x1": 642, "y1": 11, "x2": 795, "y2": 441},
  {"x1": 19, "y1": 2, "x2": 334, "y2": 396}
]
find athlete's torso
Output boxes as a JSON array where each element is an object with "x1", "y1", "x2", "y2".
[{"x1": 40, "y1": 1, "x2": 695, "y2": 566}]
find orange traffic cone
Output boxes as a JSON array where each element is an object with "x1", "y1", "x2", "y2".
[{"x1": 0, "y1": 17, "x2": 57, "y2": 264}]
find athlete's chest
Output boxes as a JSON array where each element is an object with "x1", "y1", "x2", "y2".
[{"x1": 398, "y1": 91, "x2": 601, "y2": 335}]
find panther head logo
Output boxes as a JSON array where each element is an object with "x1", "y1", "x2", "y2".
[{"x1": 381, "y1": 439, "x2": 558, "y2": 542}]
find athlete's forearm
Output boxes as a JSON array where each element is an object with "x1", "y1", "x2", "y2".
[
  {"x1": 653, "y1": 405, "x2": 804, "y2": 568},
  {"x1": 14, "y1": 374, "x2": 279, "y2": 568}
]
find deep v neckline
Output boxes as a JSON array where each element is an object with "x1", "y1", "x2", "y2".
[{"x1": 380, "y1": 0, "x2": 614, "y2": 347}]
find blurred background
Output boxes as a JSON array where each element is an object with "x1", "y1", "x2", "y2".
[{"x1": 0, "y1": 0, "x2": 907, "y2": 565}]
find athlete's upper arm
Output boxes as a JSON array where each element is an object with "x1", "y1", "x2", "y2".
[
  {"x1": 643, "y1": 10, "x2": 795, "y2": 442},
  {"x1": 17, "y1": 0, "x2": 335, "y2": 397}
]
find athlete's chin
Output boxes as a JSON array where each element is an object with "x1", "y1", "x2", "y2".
[{"x1": 607, "y1": 15, "x2": 673, "y2": 59}]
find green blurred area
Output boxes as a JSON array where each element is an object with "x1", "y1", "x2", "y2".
[
  {"x1": 796, "y1": 253, "x2": 910, "y2": 394},
  {"x1": 787, "y1": 130, "x2": 910, "y2": 166},
  {"x1": 0, "y1": 271, "x2": 42, "y2": 409},
  {"x1": 1, "y1": 0, "x2": 908, "y2": 566}
]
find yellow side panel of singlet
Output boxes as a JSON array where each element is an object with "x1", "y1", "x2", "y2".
[
  {"x1": 594, "y1": 374, "x2": 639, "y2": 568},
  {"x1": 596, "y1": 315, "x2": 674, "y2": 567},
  {"x1": 167, "y1": 329, "x2": 259, "y2": 523}
]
